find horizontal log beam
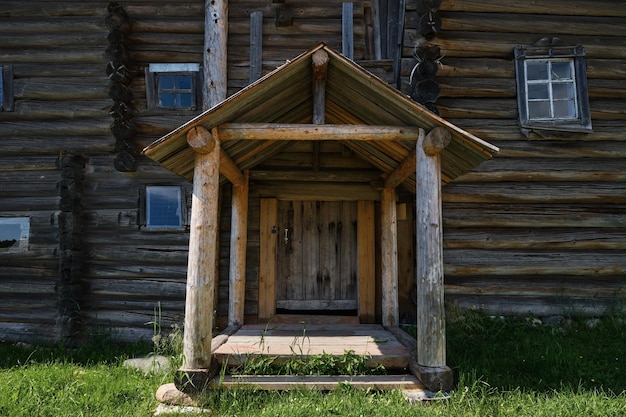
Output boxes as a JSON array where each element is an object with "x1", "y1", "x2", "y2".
[{"x1": 216, "y1": 123, "x2": 422, "y2": 142}]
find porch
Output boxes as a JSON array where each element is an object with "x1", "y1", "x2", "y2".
[{"x1": 208, "y1": 322, "x2": 433, "y2": 394}]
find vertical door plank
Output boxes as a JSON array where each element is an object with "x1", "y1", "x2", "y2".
[
  {"x1": 341, "y1": 201, "x2": 358, "y2": 301},
  {"x1": 320, "y1": 201, "x2": 341, "y2": 300},
  {"x1": 259, "y1": 198, "x2": 277, "y2": 319},
  {"x1": 357, "y1": 200, "x2": 376, "y2": 323},
  {"x1": 287, "y1": 201, "x2": 303, "y2": 301},
  {"x1": 302, "y1": 201, "x2": 320, "y2": 301}
]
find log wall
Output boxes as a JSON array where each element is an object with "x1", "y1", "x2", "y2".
[
  {"x1": 400, "y1": 0, "x2": 626, "y2": 316},
  {"x1": 1, "y1": 0, "x2": 624, "y2": 345}
]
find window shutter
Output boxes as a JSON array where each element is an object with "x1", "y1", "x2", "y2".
[
  {"x1": 138, "y1": 187, "x2": 146, "y2": 227},
  {"x1": 145, "y1": 66, "x2": 156, "y2": 110},
  {"x1": 1, "y1": 65, "x2": 14, "y2": 112}
]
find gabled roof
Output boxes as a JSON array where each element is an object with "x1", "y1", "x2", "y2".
[{"x1": 143, "y1": 43, "x2": 498, "y2": 188}]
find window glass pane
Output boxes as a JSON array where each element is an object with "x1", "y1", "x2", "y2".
[
  {"x1": 551, "y1": 61, "x2": 572, "y2": 80},
  {"x1": 159, "y1": 75, "x2": 175, "y2": 90},
  {"x1": 176, "y1": 75, "x2": 192, "y2": 90},
  {"x1": 0, "y1": 217, "x2": 29, "y2": 251},
  {"x1": 526, "y1": 61, "x2": 548, "y2": 80},
  {"x1": 147, "y1": 187, "x2": 181, "y2": 227},
  {"x1": 527, "y1": 84, "x2": 549, "y2": 100},
  {"x1": 553, "y1": 83, "x2": 575, "y2": 100},
  {"x1": 159, "y1": 93, "x2": 175, "y2": 108},
  {"x1": 528, "y1": 101, "x2": 551, "y2": 119},
  {"x1": 177, "y1": 93, "x2": 192, "y2": 108},
  {"x1": 553, "y1": 100, "x2": 577, "y2": 119}
]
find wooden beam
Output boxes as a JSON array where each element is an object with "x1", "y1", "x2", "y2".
[
  {"x1": 258, "y1": 198, "x2": 277, "y2": 320},
  {"x1": 204, "y1": 0, "x2": 228, "y2": 108},
  {"x1": 357, "y1": 201, "x2": 376, "y2": 324},
  {"x1": 380, "y1": 187, "x2": 399, "y2": 327},
  {"x1": 216, "y1": 123, "x2": 421, "y2": 141},
  {"x1": 342, "y1": 2, "x2": 354, "y2": 59},
  {"x1": 249, "y1": 11, "x2": 263, "y2": 84},
  {"x1": 253, "y1": 182, "x2": 381, "y2": 201},
  {"x1": 188, "y1": 126, "x2": 246, "y2": 186},
  {"x1": 228, "y1": 171, "x2": 249, "y2": 327},
  {"x1": 219, "y1": 148, "x2": 246, "y2": 187},
  {"x1": 415, "y1": 126, "x2": 452, "y2": 390},
  {"x1": 384, "y1": 148, "x2": 417, "y2": 189},
  {"x1": 181, "y1": 129, "x2": 221, "y2": 375},
  {"x1": 312, "y1": 49, "x2": 329, "y2": 125}
]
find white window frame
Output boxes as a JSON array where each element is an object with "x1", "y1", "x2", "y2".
[
  {"x1": 515, "y1": 43, "x2": 592, "y2": 136},
  {"x1": 145, "y1": 186, "x2": 184, "y2": 229},
  {"x1": 524, "y1": 58, "x2": 578, "y2": 121},
  {"x1": 0, "y1": 217, "x2": 29, "y2": 252}
]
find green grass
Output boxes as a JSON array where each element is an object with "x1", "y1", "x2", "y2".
[{"x1": 0, "y1": 312, "x2": 624, "y2": 416}]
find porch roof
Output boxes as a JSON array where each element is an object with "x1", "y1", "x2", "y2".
[{"x1": 143, "y1": 43, "x2": 498, "y2": 188}]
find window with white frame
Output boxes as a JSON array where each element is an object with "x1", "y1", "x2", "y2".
[
  {"x1": 146, "y1": 63, "x2": 202, "y2": 110},
  {"x1": 0, "y1": 217, "x2": 29, "y2": 252},
  {"x1": 145, "y1": 186, "x2": 184, "y2": 228},
  {"x1": 515, "y1": 41, "x2": 591, "y2": 136}
]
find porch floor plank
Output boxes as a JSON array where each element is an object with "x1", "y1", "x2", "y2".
[{"x1": 212, "y1": 324, "x2": 411, "y2": 369}]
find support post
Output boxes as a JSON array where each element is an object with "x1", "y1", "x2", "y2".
[
  {"x1": 176, "y1": 126, "x2": 221, "y2": 393},
  {"x1": 415, "y1": 126, "x2": 453, "y2": 392},
  {"x1": 204, "y1": 0, "x2": 228, "y2": 108},
  {"x1": 228, "y1": 170, "x2": 249, "y2": 326},
  {"x1": 380, "y1": 187, "x2": 398, "y2": 327},
  {"x1": 312, "y1": 49, "x2": 329, "y2": 125}
]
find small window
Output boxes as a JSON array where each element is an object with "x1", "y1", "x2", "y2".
[
  {"x1": 515, "y1": 41, "x2": 591, "y2": 136},
  {"x1": 1, "y1": 64, "x2": 14, "y2": 112},
  {"x1": 145, "y1": 186, "x2": 184, "y2": 229},
  {"x1": 0, "y1": 217, "x2": 29, "y2": 252},
  {"x1": 146, "y1": 64, "x2": 202, "y2": 110}
]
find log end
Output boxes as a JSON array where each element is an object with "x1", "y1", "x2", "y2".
[
  {"x1": 422, "y1": 127, "x2": 451, "y2": 156},
  {"x1": 187, "y1": 126, "x2": 216, "y2": 154}
]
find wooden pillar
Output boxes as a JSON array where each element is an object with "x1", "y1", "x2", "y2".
[
  {"x1": 204, "y1": 0, "x2": 228, "y2": 107},
  {"x1": 228, "y1": 171, "x2": 249, "y2": 326},
  {"x1": 415, "y1": 126, "x2": 453, "y2": 392},
  {"x1": 380, "y1": 187, "x2": 398, "y2": 327},
  {"x1": 176, "y1": 126, "x2": 220, "y2": 392},
  {"x1": 312, "y1": 49, "x2": 329, "y2": 125}
]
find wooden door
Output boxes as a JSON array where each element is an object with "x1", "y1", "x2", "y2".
[{"x1": 275, "y1": 200, "x2": 358, "y2": 313}]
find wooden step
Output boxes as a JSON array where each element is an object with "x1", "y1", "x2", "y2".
[
  {"x1": 212, "y1": 324, "x2": 411, "y2": 369},
  {"x1": 209, "y1": 374, "x2": 425, "y2": 391}
]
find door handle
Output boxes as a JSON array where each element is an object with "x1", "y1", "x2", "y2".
[{"x1": 284, "y1": 228, "x2": 289, "y2": 245}]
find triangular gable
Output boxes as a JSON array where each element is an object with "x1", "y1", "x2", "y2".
[{"x1": 143, "y1": 43, "x2": 498, "y2": 187}]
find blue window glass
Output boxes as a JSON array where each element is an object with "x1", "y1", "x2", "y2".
[
  {"x1": 146, "y1": 186, "x2": 182, "y2": 228},
  {"x1": 156, "y1": 74, "x2": 194, "y2": 109}
]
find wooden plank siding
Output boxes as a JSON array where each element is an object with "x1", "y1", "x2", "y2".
[
  {"x1": 399, "y1": 0, "x2": 626, "y2": 316},
  {"x1": 0, "y1": 0, "x2": 624, "y2": 346}
]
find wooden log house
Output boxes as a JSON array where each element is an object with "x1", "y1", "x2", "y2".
[{"x1": 0, "y1": 0, "x2": 625, "y2": 389}]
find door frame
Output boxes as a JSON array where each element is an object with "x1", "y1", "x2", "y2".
[{"x1": 258, "y1": 198, "x2": 376, "y2": 323}]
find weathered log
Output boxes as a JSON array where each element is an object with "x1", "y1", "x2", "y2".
[
  {"x1": 228, "y1": 171, "x2": 249, "y2": 326},
  {"x1": 312, "y1": 49, "x2": 329, "y2": 125},
  {"x1": 182, "y1": 133, "x2": 221, "y2": 373},
  {"x1": 411, "y1": 79, "x2": 441, "y2": 103},
  {"x1": 204, "y1": 0, "x2": 228, "y2": 108},
  {"x1": 416, "y1": 127, "x2": 449, "y2": 374},
  {"x1": 418, "y1": 12, "x2": 442, "y2": 39}
]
